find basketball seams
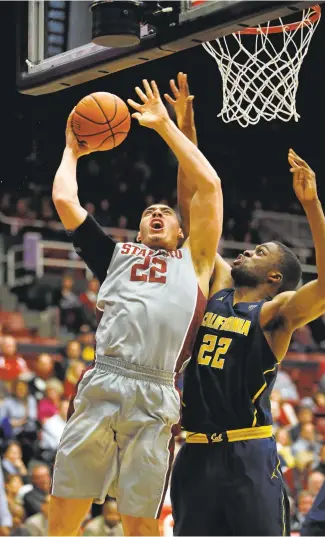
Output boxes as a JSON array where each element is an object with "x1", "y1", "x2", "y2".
[
  {"x1": 73, "y1": 92, "x2": 130, "y2": 151},
  {"x1": 110, "y1": 111, "x2": 131, "y2": 131},
  {"x1": 91, "y1": 94, "x2": 116, "y2": 148},
  {"x1": 111, "y1": 95, "x2": 118, "y2": 122},
  {"x1": 93, "y1": 131, "x2": 130, "y2": 150},
  {"x1": 74, "y1": 129, "x2": 110, "y2": 138},
  {"x1": 73, "y1": 109, "x2": 108, "y2": 126}
]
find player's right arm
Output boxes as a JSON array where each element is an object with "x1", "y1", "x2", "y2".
[
  {"x1": 128, "y1": 79, "x2": 222, "y2": 296},
  {"x1": 52, "y1": 110, "x2": 116, "y2": 283},
  {"x1": 165, "y1": 73, "x2": 232, "y2": 293}
]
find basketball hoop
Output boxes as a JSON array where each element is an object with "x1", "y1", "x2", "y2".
[{"x1": 202, "y1": 5, "x2": 321, "y2": 127}]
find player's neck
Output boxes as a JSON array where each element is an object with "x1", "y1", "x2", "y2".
[{"x1": 233, "y1": 285, "x2": 271, "y2": 304}]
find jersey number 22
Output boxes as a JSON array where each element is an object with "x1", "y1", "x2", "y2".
[
  {"x1": 197, "y1": 334, "x2": 232, "y2": 369},
  {"x1": 130, "y1": 255, "x2": 167, "y2": 284}
]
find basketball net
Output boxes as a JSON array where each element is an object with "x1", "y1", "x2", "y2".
[{"x1": 202, "y1": 5, "x2": 321, "y2": 127}]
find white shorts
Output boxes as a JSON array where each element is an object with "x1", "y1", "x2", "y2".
[{"x1": 52, "y1": 357, "x2": 180, "y2": 518}]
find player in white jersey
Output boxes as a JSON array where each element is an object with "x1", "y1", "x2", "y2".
[{"x1": 49, "y1": 79, "x2": 223, "y2": 537}]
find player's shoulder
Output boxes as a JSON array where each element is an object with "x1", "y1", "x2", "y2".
[{"x1": 260, "y1": 290, "x2": 296, "y2": 330}]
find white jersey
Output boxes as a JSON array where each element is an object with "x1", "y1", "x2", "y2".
[{"x1": 96, "y1": 242, "x2": 206, "y2": 372}]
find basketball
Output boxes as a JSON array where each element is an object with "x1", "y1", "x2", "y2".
[{"x1": 72, "y1": 92, "x2": 131, "y2": 151}]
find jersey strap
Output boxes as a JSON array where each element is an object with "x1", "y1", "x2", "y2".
[{"x1": 185, "y1": 425, "x2": 272, "y2": 444}]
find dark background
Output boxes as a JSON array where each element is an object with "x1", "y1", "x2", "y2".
[{"x1": 1, "y1": 2, "x2": 325, "y2": 224}]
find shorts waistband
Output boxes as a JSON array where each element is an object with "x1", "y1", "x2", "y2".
[
  {"x1": 186, "y1": 425, "x2": 272, "y2": 444},
  {"x1": 95, "y1": 355, "x2": 174, "y2": 386}
]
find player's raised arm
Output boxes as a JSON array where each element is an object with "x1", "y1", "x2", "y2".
[
  {"x1": 165, "y1": 72, "x2": 197, "y2": 238},
  {"x1": 277, "y1": 150, "x2": 325, "y2": 330},
  {"x1": 52, "y1": 110, "x2": 115, "y2": 283},
  {"x1": 165, "y1": 73, "x2": 231, "y2": 292},
  {"x1": 52, "y1": 110, "x2": 90, "y2": 230},
  {"x1": 128, "y1": 79, "x2": 222, "y2": 291}
]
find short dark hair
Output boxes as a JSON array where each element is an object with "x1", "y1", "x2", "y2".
[{"x1": 272, "y1": 241, "x2": 302, "y2": 293}]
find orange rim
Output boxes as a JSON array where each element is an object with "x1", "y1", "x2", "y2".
[{"x1": 237, "y1": 4, "x2": 320, "y2": 35}]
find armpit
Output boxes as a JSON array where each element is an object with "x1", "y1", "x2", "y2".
[{"x1": 263, "y1": 314, "x2": 287, "y2": 333}]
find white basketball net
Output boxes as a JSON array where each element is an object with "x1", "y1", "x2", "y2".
[{"x1": 202, "y1": 6, "x2": 321, "y2": 127}]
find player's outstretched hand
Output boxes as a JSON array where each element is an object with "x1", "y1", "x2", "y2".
[
  {"x1": 65, "y1": 109, "x2": 92, "y2": 159},
  {"x1": 127, "y1": 80, "x2": 170, "y2": 129},
  {"x1": 164, "y1": 72, "x2": 195, "y2": 131},
  {"x1": 288, "y1": 148, "x2": 318, "y2": 204}
]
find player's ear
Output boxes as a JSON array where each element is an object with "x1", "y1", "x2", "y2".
[
  {"x1": 136, "y1": 232, "x2": 141, "y2": 243},
  {"x1": 178, "y1": 228, "x2": 184, "y2": 240},
  {"x1": 268, "y1": 271, "x2": 283, "y2": 285}
]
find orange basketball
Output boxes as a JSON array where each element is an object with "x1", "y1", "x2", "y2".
[{"x1": 72, "y1": 92, "x2": 131, "y2": 151}]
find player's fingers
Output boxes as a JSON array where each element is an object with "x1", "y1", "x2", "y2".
[
  {"x1": 143, "y1": 79, "x2": 153, "y2": 99},
  {"x1": 177, "y1": 72, "x2": 184, "y2": 92},
  {"x1": 135, "y1": 86, "x2": 148, "y2": 103},
  {"x1": 164, "y1": 93, "x2": 176, "y2": 105},
  {"x1": 181, "y1": 73, "x2": 190, "y2": 97},
  {"x1": 66, "y1": 108, "x2": 76, "y2": 127},
  {"x1": 127, "y1": 99, "x2": 142, "y2": 111},
  {"x1": 131, "y1": 112, "x2": 142, "y2": 122},
  {"x1": 185, "y1": 96, "x2": 194, "y2": 115},
  {"x1": 289, "y1": 149, "x2": 309, "y2": 168},
  {"x1": 151, "y1": 80, "x2": 160, "y2": 98},
  {"x1": 170, "y1": 79, "x2": 180, "y2": 99}
]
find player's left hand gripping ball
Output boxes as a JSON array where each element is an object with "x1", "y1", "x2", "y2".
[{"x1": 71, "y1": 92, "x2": 131, "y2": 152}]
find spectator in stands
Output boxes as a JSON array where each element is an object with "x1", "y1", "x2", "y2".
[
  {"x1": 270, "y1": 390, "x2": 298, "y2": 429},
  {"x1": 0, "y1": 462, "x2": 12, "y2": 535},
  {"x1": 40, "y1": 198, "x2": 55, "y2": 222},
  {"x1": 63, "y1": 361, "x2": 85, "y2": 399},
  {"x1": 289, "y1": 325, "x2": 319, "y2": 353},
  {"x1": 79, "y1": 279, "x2": 99, "y2": 330},
  {"x1": 39, "y1": 400, "x2": 69, "y2": 462},
  {"x1": 29, "y1": 355, "x2": 54, "y2": 402},
  {"x1": 54, "y1": 340, "x2": 82, "y2": 382},
  {"x1": 37, "y1": 379, "x2": 63, "y2": 424},
  {"x1": 291, "y1": 491, "x2": 314, "y2": 532},
  {"x1": 4, "y1": 474, "x2": 24, "y2": 512},
  {"x1": 78, "y1": 328, "x2": 95, "y2": 365},
  {"x1": 2, "y1": 443, "x2": 27, "y2": 480},
  {"x1": 314, "y1": 391, "x2": 325, "y2": 411},
  {"x1": 292, "y1": 423, "x2": 322, "y2": 459},
  {"x1": 275, "y1": 428, "x2": 295, "y2": 469},
  {"x1": 0, "y1": 193, "x2": 12, "y2": 216},
  {"x1": 16, "y1": 199, "x2": 32, "y2": 220},
  {"x1": 313, "y1": 444, "x2": 325, "y2": 474},
  {"x1": 96, "y1": 199, "x2": 112, "y2": 227},
  {"x1": 23, "y1": 465, "x2": 51, "y2": 518},
  {"x1": 273, "y1": 369, "x2": 299, "y2": 403},
  {"x1": 2, "y1": 380, "x2": 38, "y2": 439},
  {"x1": 290, "y1": 406, "x2": 314, "y2": 443},
  {"x1": 52, "y1": 273, "x2": 82, "y2": 334},
  {"x1": 25, "y1": 495, "x2": 50, "y2": 536},
  {"x1": 307, "y1": 471, "x2": 325, "y2": 497},
  {"x1": 0, "y1": 337, "x2": 30, "y2": 385},
  {"x1": 83, "y1": 500, "x2": 123, "y2": 537},
  {"x1": 243, "y1": 218, "x2": 262, "y2": 244},
  {"x1": 9, "y1": 503, "x2": 29, "y2": 536}
]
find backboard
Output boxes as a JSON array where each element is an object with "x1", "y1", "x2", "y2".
[{"x1": 17, "y1": 1, "x2": 319, "y2": 96}]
